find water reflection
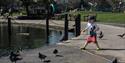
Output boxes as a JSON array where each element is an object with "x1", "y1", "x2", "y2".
[{"x1": 0, "y1": 24, "x2": 74, "y2": 50}]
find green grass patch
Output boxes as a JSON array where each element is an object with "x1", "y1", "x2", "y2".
[
  {"x1": 76, "y1": 11, "x2": 125, "y2": 24},
  {"x1": 96, "y1": 12, "x2": 125, "y2": 23}
]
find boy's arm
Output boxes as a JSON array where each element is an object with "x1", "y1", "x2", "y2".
[
  {"x1": 82, "y1": 29, "x2": 86, "y2": 32},
  {"x1": 80, "y1": 29, "x2": 86, "y2": 34},
  {"x1": 80, "y1": 23, "x2": 90, "y2": 34}
]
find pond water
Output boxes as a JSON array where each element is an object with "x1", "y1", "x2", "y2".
[{"x1": 0, "y1": 23, "x2": 74, "y2": 50}]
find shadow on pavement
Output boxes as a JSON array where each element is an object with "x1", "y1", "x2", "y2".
[
  {"x1": 100, "y1": 48, "x2": 125, "y2": 51},
  {"x1": 84, "y1": 48, "x2": 125, "y2": 51},
  {"x1": 71, "y1": 39, "x2": 86, "y2": 40},
  {"x1": 98, "y1": 38, "x2": 108, "y2": 40}
]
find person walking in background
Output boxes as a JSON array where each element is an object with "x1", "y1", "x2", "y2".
[{"x1": 80, "y1": 16, "x2": 100, "y2": 50}]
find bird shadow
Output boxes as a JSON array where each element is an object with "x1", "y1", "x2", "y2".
[
  {"x1": 119, "y1": 37, "x2": 125, "y2": 39},
  {"x1": 43, "y1": 60, "x2": 51, "y2": 63},
  {"x1": 56, "y1": 55, "x2": 63, "y2": 57}
]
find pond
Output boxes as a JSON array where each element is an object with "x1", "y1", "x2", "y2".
[{"x1": 0, "y1": 23, "x2": 74, "y2": 50}]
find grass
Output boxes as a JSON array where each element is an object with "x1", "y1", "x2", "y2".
[
  {"x1": 10, "y1": 11, "x2": 125, "y2": 24},
  {"x1": 75, "y1": 11, "x2": 125, "y2": 24},
  {"x1": 96, "y1": 12, "x2": 125, "y2": 23}
]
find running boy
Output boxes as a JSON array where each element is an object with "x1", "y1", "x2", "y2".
[{"x1": 81, "y1": 16, "x2": 100, "y2": 50}]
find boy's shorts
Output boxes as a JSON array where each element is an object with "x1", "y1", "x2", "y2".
[{"x1": 86, "y1": 35, "x2": 97, "y2": 43}]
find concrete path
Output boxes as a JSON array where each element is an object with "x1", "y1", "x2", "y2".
[
  {"x1": 0, "y1": 45, "x2": 115, "y2": 63},
  {"x1": 0, "y1": 20, "x2": 125, "y2": 63},
  {"x1": 0, "y1": 19, "x2": 75, "y2": 30},
  {"x1": 58, "y1": 23, "x2": 125, "y2": 63}
]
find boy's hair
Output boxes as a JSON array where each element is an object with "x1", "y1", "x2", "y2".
[{"x1": 87, "y1": 16, "x2": 96, "y2": 21}]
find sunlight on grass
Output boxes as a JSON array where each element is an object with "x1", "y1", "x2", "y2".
[{"x1": 78, "y1": 11, "x2": 125, "y2": 23}]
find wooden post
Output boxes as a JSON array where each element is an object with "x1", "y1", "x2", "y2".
[
  {"x1": 46, "y1": 10, "x2": 49, "y2": 44},
  {"x1": 8, "y1": 17, "x2": 12, "y2": 50},
  {"x1": 75, "y1": 14, "x2": 81, "y2": 37},
  {"x1": 63, "y1": 14, "x2": 68, "y2": 40}
]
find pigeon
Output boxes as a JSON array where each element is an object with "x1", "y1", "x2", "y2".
[
  {"x1": 53, "y1": 49, "x2": 58, "y2": 56},
  {"x1": 53, "y1": 49, "x2": 63, "y2": 57},
  {"x1": 38, "y1": 52, "x2": 47, "y2": 62},
  {"x1": 9, "y1": 51, "x2": 22, "y2": 63},
  {"x1": 117, "y1": 33, "x2": 125, "y2": 38},
  {"x1": 99, "y1": 31, "x2": 104, "y2": 39}
]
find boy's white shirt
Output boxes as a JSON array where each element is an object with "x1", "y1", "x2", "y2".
[{"x1": 85, "y1": 22, "x2": 99, "y2": 34}]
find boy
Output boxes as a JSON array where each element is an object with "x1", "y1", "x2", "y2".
[{"x1": 81, "y1": 16, "x2": 100, "y2": 50}]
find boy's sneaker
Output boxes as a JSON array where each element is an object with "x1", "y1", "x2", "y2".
[
  {"x1": 81, "y1": 48, "x2": 86, "y2": 50},
  {"x1": 96, "y1": 48, "x2": 101, "y2": 51}
]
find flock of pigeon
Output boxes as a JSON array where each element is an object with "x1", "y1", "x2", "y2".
[
  {"x1": 9, "y1": 30, "x2": 125, "y2": 63},
  {"x1": 9, "y1": 49, "x2": 61, "y2": 63}
]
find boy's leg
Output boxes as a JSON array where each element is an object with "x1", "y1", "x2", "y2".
[
  {"x1": 81, "y1": 42, "x2": 89, "y2": 50},
  {"x1": 94, "y1": 35, "x2": 100, "y2": 50},
  {"x1": 95, "y1": 41, "x2": 100, "y2": 50}
]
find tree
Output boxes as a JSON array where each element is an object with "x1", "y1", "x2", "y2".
[
  {"x1": 0, "y1": 0, "x2": 20, "y2": 15},
  {"x1": 96, "y1": 0, "x2": 112, "y2": 11},
  {"x1": 20, "y1": 0, "x2": 34, "y2": 16}
]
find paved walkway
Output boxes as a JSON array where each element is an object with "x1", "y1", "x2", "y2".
[
  {"x1": 58, "y1": 23, "x2": 125, "y2": 63},
  {"x1": 0, "y1": 45, "x2": 115, "y2": 63},
  {"x1": 0, "y1": 20, "x2": 125, "y2": 63},
  {"x1": 0, "y1": 19, "x2": 75, "y2": 30}
]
